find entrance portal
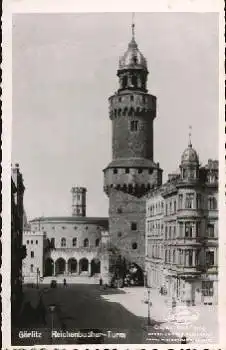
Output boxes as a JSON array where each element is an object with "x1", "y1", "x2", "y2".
[
  {"x1": 79, "y1": 258, "x2": 89, "y2": 274},
  {"x1": 68, "y1": 258, "x2": 77, "y2": 274},
  {"x1": 91, "y1": 259, "x2": 101, "y2": 276},
  {"x1": 55, "y1": 258, "x2": 66, "y2": 275},
  {"x1": 44, "y1": 258, "x2": 54, "y2": 276}
]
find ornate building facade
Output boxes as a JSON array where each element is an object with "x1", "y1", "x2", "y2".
[
  {"x1": 11, "y1": 164, "x2": 27, "y2": 322},
  {"x1": 145, "y1": 142, "x2": 218, "y2": 305},
  {"x1": 103, "y1": 25, "x2": 162, "y2": 270},
  {"x1": 22, "y1": 187, "x2": 108, "y2": 282}
]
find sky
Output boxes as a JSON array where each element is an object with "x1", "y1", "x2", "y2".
[{"x1": 12, "y1": 12, "x2": 219, "y2": 220}]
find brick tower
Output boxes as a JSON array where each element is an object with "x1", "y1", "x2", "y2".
[
  {"x1": 103, "y1": 23, "x2": 162, "y2": 269},
  {"x1": 71, "y1": 187, "x2": 87, "y2": 217}
]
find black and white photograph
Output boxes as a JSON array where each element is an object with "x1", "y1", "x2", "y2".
[{"x1": 2, "y1": 1, "x2": 225, "y2": 347}]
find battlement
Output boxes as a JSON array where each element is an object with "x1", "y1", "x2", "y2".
[
  {"x1": 71, "y1": 187, "x2": 87, "y2": 193},
  {"x1": 23, "y1": 230, "x2": 45, "y2": 236},
  {"x1": 109, "y1": 93, "x2": 156, "y2": 120},
  {"x1": 104, "y1": 166, "x2": 162, "y2": 197}
]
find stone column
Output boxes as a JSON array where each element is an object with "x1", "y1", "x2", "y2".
[
  {"x1": 66, "y1": 262, "x2": 69, "y2": 275},
  {"x1": 192, "y1": 250, "x2": 196, "y2": 266},
  {"x1": 88, "y1": 261, "x2": 91, "y2": 276}
]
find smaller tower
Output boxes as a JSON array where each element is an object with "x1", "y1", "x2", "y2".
[
  {"x1": 71, "y1": 187, "x2": 87, "y2": 217},
  {"x1": 180, "y1": 127, "x2": 199, "y2": 182}
]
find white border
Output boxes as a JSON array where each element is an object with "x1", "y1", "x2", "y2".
[{"x1": 2, "y1": 0, "x2": 225, "y2": 348}]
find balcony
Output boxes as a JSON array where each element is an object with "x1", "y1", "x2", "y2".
[{"x1": 175, "y1": 264, "x2": 202, "y2": 275}]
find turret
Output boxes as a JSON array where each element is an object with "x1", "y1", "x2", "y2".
[{"x1": 71, "y1": 187, "x2": 87, "y2": 217}]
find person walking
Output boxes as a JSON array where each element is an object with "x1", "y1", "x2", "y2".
[{"x1": 63, "y1": 278, "x2": 67, "y2": 287}]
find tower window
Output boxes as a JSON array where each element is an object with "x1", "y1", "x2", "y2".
[
  {"x1": 125, "y1": 168, "x2": 130, "y2": 174},
  {"x1": 131, "y1": 222, "x2": 137, "y2": 231},
  {"x1": 132, "y1": 242, "x2": 138, "y2": 250},
  {"x1": 130, "y1": 95, "x2": 134, "y2": 101},
  {"x1": 36, "y1": 240, "x2": 38, "y2": 244},
  {"x1": 26, "y1": 240, "x2": 29, "y2": 244},
  {"x1": 138, "y1": 168, "x2": 143, "y2": 174},
  {"x1": 30, "y1": 264, "x2": 34, "y2": 272},
  {"x1": 113, "y1": 168, "x2": 118, "y2": 174},
  {"x1": 95, "y1": 238, "x2": 100, "y2": 247},
  {"x1": 31, "y1": 251, "x2": 34, "y2": 258},
  {"x1": 131, "y1": 75, "x2": 137, "y2": 87},
  {"x1": 122, "y1": 76, "x2": 128, "y2": 88},
  {"x1": 130, "y1": 120, "x2": 138, "y2": 131}
]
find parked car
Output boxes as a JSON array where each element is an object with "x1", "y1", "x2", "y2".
[{"x1": 50, "y1": 280, "x2": 57, "y2": 288}]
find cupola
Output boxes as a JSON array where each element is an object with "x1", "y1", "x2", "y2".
[
  {"x1": 180, "y1": 128, "x2": 199, "y2": 181},
  {"x1": 117, "y1": 22, "x2": 148, "y2": 92}
]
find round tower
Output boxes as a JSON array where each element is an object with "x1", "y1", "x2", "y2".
[
  {"x1": 103, "y1": 20, "x2": 162, "y2": 269},
  {"x1": 71, "y1": 187, "x2": 87, "y2": 217},
  {"x1": 104, "y1": 23, "x2": 162, "y2": 198}
]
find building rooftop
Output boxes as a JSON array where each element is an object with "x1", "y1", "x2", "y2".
[{"x1": 30, "y1": 216, "x2": 109, "y2": 227}]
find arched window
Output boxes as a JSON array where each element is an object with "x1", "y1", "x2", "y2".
[
  {"x1": 30, "y1": 264, "x2": 34, "y2": 272},
  {"x1": 95, "y1": 238, "x2": 100, "y2": 247},
  {"x1": 72, "y1": 237, "x2": 77, "y2": 247},
  {"x1": 50, "y1": 238, "x2": 55, "y2": 248},
  {"x1": 61, "y1": 237, "x2": 66, "y2": 247},
  {"x1": 122, "y1": 75, "x2": 128, "y2": 88},
  {"x1": 131, "y1": 75, "x2": 137, "y2": 87},
  {"x1": 83, "y1": 238, "x2": 89, "y2": 247}
]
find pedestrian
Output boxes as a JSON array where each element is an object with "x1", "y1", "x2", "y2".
[
  {"x1": 181, "y1": 335, "x2": 187, "y2": 344},
  {"x1": 172, "y1": 297, "x2": 176, "y2": 309},
  {"x1": 99, "y1": 277, "x2": 103, "y2": 287},
  {"x1": 63, "y1": 278, "x2": 67, "y2": 287}
]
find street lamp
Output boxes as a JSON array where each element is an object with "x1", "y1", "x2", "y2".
[
  {"x1": 36, "y1": 268, "x2": 40, "y2": 289},
  {"x1": 49, "y1": 304, "x2": 56, "y2": 343},
  {"x1": 147, "y1": 285, "x2": 151, "y2": 326}
]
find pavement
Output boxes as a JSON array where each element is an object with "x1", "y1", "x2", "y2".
[
  {"x1": 11, "y1": 282, "x2": 218, "y2": 345},
  {"x1": 104, "y1": 286, "x2": 218, "y2": 344}
]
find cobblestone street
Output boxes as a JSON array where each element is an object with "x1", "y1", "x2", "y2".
[{"x1": 12, "y1": 282, "x2": 183, "y2": 345}]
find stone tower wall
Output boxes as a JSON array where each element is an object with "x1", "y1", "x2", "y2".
[
  {"x1": 108, "y1": 189, "x2": 146, "y2": 269},
  {"x1": 109, "y1": 93, "x2": 156, "y2": 160}
]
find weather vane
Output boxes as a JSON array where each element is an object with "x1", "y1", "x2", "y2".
[
  {"x1": 188, "y1": 125, "x2": 192, "y2": 146},
  {"x1": 132, "y1": 12, "x2": 135, "y2": 38}
]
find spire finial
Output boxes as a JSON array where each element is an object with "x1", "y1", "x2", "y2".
[
  {"x1": 132, "y1": 12, "x2": 135, "y2": 39},
  {"x1": 188, "y1": 125, "x2": 192, "y2": 147}
]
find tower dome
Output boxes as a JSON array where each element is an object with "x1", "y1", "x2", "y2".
[
  {"x1": 181, "y1": 142, "x2": 199, "y2": 166},
  {"x1": 117, "y1": 22, "x2": 149, "y2": 92},
  {"x1": 119, "y1": 37, "x2": 148, "y2": 71}
]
